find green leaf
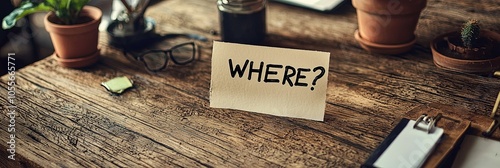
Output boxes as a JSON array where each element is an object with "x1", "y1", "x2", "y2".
[
  {"x1": 43, "y1": 0, "x2": 61, "y2": 11},
  {"x1": 72, "y1": 0, "x2": 91, "y2": 11},
  {"x1": 52, "y1": 0, "x2": 91, "y2": 25},
  {"x1": 3, "y1": 0, "x2": 92, "y2": 27},
  {"x1": 2, "y1": 2, "x2": 53, "y2": 29},
  {"x1": 68, "y1": 0, "x2": 91, "y2": 24}
]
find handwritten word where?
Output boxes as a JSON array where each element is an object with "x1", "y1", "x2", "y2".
[{"x1": 228, "y1": 59, "x2": 326, "y2": 91}]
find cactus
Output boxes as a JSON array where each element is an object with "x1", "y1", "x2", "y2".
[{"x1": 461, "y1": 19, "x2": 481, "y2": 49}]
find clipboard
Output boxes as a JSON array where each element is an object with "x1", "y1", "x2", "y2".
[
  {"x1": 405, "y1": 103, "x2": 500, "y2": 167},
  {"x1": 404, "y1": 104, "x2": 471, "y2": 167},
  {"x1": 363, "y1": 112, "x2": 445, "y2": 168},
  {"x1": 450, "y1": 92, "x2": 500, "y2": 168},
  {"x1": 363, "y1": 101, "x2": 500, "y2": 168}
]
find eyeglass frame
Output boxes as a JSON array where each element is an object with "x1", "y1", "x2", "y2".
[{"x1": 122, "y1": 41, "x2": 197, "y2": 72}]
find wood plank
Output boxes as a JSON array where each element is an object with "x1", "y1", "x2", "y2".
[{"x1": 1, "y1": 0, "x2": 500, "y2": 167}]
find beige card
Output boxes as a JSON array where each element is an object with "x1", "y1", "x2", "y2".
[{"x1": 210, "y1": 41, "x2": 330, "y2": 121}]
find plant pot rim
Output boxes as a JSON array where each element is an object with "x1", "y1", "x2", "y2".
[
  {"x1": 354, "y1": 29, "x2": 416, "y2": 55},
  {"x1": 431, "y1": 30, "x2": 500, "y2": 74},
  {"x1": 44, "y1": 6, "x2": 102, "y2": 34},
  {"x1": 53, "y1": 49, "x2": 100, "y2": 68},
  {"x1": 352, "y1": 0, "x2": 427, "y2": 15}
]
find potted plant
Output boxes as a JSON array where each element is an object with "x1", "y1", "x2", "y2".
[
  {"x1": 353, "y1": 0, "x2": 427, "y2": 54},
  {"x1": 431, "y1": 19, "x2": 500, "y2": 75},
  {"x1": 2, "y1": 0, "x2": 102, "y2": 68}
]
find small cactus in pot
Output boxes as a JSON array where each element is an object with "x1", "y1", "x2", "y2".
[
  {"x1": 461, "y1": 19, "x2": 481, "y2": 49},
  {"x1": 446, "y1": 19, "x2": 493, "y2": 59},
  {"x1": 431, "y1": 19, "x2": 500, "y2": 75}
]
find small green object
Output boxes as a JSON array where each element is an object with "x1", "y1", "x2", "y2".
[{"x1": 101, "y1": 76, "x2": 134, "y2": 94}]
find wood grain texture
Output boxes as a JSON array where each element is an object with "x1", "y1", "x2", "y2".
[{"x1": 2, "y1": 0, "x2": 500, "y2": 167}]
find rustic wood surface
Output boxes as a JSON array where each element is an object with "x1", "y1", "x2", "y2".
[{"x1": 2, "y1": 0, "x2": 500, "y2": 167}]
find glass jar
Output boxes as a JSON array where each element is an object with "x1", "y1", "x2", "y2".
[{"x1": 217, "y1": 0, "x2": 267, "y2": 44}]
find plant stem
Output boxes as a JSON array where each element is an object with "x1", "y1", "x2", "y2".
[{"x1": 120, "y1": 0, "x2": 134, "y2": 14}]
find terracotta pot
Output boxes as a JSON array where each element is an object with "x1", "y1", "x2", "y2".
[
  {"x1": 431, "y1": 30, "x2": 500, "y2": 75},
  {"x1": 353, "y1": 0, "x2": 427, "y2": 54},
  {"x1": 44, "y1": 6, "x2": 102, "y2": 68}
]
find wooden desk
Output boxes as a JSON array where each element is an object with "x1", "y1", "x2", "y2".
[{"x1": 2, "y1": 0, "x2": 500, "y2": 167}]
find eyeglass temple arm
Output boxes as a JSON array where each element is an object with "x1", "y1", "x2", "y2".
[{"x1": 158, "y1": 33, "x2": 208, "y2": 42}]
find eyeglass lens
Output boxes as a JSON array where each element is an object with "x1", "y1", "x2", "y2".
[
  {"x1": 171, "y1": 43, "x2": 195, "y2": 64},
  {"x1": 142, "y1": 51, "x2": 168, "y2": 71},
  {"x1": 140, "y1": 43, "x2": 195, "y2": 71}
]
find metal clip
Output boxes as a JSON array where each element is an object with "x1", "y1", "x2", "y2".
[{"x1": 413, "y1": 113, "x2": 442, "y2": 134}]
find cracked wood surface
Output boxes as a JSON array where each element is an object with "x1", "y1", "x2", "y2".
[{"x1": 2, "y1": 0, "x2": 500, "y2": 167}]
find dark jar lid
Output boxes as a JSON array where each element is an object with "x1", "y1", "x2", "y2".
[{"x1": 217, "y1": 0, "x2": 266, "y2": 14}]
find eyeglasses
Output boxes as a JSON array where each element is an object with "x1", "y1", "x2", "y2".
[{"x1": 123, "y1": 42, "x2": 196, "y2": 72}]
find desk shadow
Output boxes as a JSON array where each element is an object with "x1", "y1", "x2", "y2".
[{"x1": 261, "y1": 33, "x2": 343, "y2": 52}]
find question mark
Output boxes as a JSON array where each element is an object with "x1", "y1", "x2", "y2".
[{"x1": 311, "y1": 66, "x2": 326, "y2": 91}]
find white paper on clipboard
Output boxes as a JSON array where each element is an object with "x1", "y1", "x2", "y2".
[{"x1": 452, "y1": 135, "x2": 500, "y2": 168}]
